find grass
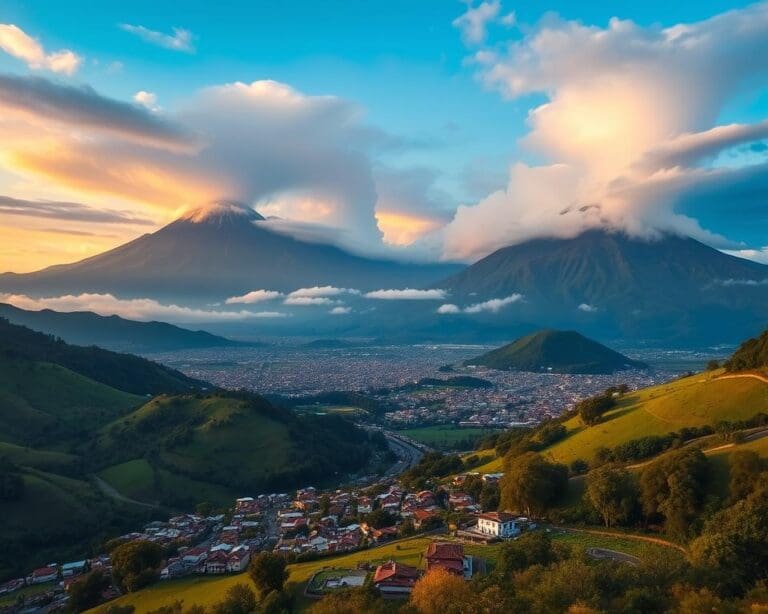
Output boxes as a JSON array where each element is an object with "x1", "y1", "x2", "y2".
[
  {"x1": 399, "y1": 425, "x2": 498, "y2": 450},
  {"x1": 98, "y1": 459, "x2": 157, "y2": 501},
  {"x1": 0, "y1": 581, "x2": 58, "y2": 607},
  {"x1": 0, "y1": 441, "x2": 77, "y2": 472},
  {"x1": 549, "y1": 531, "x2": 683, "y2": 562},
  {"x1": 471, "y1": 372, "x2": 768, "y2": 472}
]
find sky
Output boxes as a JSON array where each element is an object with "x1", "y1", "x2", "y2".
[{"x1": 1, "y1": 0, "x2": 768, "y2": 273}]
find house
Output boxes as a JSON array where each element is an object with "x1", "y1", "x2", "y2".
[
  {"x1": 357, "y1": 496, "x2": 373, "y2": 514},
  {"x1": 61, "y1": 560, "x2": 87, "y2": 578},
  {"x1": 205, "y1": 551, "x2": 229, "y2": 574},
  {"x1": 227, "y1": 547, "x2": 251, "y2": 572},
  {"x1": 373, "y1": 561, "x2": 421, "y2": 595},
  {"x1": 475, "y1": 512, "x2": 521, "y2": 539},
  {"x1": 181, "y1": 547, "x2": 208, "y2": 568},
  {"x1": 160, "y1": 559, "x2": 185, "y2": 580},
  {"x1": 412, "y1": 508, "x2": 440, "y2": 529},
  {"x1": 425, "y1": 542, "x2": 473, "y2": 578},
  {"x1": 371, "y1": 526, "x2": 398, "y2": 543},
  {"x1": 28, "y1": 565, "x2": 58, "y2": 584}
]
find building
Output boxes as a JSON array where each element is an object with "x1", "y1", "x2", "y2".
[
  {"x1": 424, "y1": 542, "x2": 473, "y2": 578},
  {"x1": 28, "y1": 565, "x2": 58, "y2": 584},
  {"x1": 373, "y1": 561, "x2": 421, "y2": 595},
  {"x1": 227, "y1": 547, "x2": 251, "y2": 572},
  {"x1": 205, "y1": 551, "x2": 229, "y2": 574},
  {"x1": 475, "y1": 512, "x2": 521, "y2": 538}
]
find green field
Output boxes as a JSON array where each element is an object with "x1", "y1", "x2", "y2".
[
  {"x1": 0, "y1": 441, "x2": 77, "y2": 472},
  {"x1": 549, "y1": 531, "x2": 684, "y2": 561},
  {"x1": 400, "y1": 425, "x2": 499, "y2": 450},
  {"x1": 0, "y1": 581, "x2": 58, "y2": 607},
  {"x1": 471, "y1": 372, "x2": 768, "y2": 472}
]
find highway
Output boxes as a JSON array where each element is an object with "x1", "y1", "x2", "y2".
[{"x1": 383, "y1": 431, "x2": 428, "y2": 476}]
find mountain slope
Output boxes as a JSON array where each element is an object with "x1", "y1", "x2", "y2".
[
  {"x1": 466, "y1": 329, "x2": 647, "y2": 374},
  {"x1": 439, "y1": 230, "x2": 768, "y2": 343},
  {"x1": 0, "y1": 318, "x2": 206, "y2": 395},
  {"x1": 0, "y1": 201, "x2": 459, "y2": 299},
  {"x1": 0, "y1": 303, "x2": 252, "y2": 353}
]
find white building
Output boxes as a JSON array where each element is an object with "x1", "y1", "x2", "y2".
[{"x1": 475, "y1": 512, "x2": 521, "y2": 538}]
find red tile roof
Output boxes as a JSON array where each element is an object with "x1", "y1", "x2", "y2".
[{"x1": 373, "y1": 561, "x2": 420, "y2": 586}]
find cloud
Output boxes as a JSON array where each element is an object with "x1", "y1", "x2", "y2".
[
  {"x1": 225, "y1": 289, "x2": 284, "y2": 304},
  {"x1": 287, "y1": 286, "x2": 360, "y2": 298},
  {"x1": 0, "y1": 292, "x2": 287, "y2": 322},
  {"x1": 364, "y1": 288, "x2": 447, "y2": 300},
  {"x1": 437, "y1": 293, "x2": 523, "y2": 314},
  {"x1": 0, "y1": 195, "x2": 153, "y2": 225},
  {"x1": 444, "y1": 3, "x2": 768, "y2": 260},
  {"x1": 452, "y1": 1, "x2": 502, "y2": 45},
  {"x1": 0, "y1": 73, "x2": 196, "y2": 151},
  {"x1": 330, "y1": 306, "x2": 352, "y2": 315},
  {"x1": 724, "y1": 247, "x2": 768, "y2": 265},
  {"x1": 119, "y1": 24, "x2": 194, "y2": 52},
  {"x1": 283, "y1": 296, "x2": 339, "y2": 306},
  {"x1": 578, "y1": 303, "x2": 599, "y2": 312},
  {"x1": 0, "y1": 24, "x2": 81, "y2": 74},
  {"x1": 133, "y1": 91, "x2": 159, "y2": 110}
]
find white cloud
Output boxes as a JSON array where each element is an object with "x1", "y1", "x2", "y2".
[
  {"x1": 453, "y1": 1, "x2": 502, "y2": 45},
  {"x1": 287, "y1": 286, "x2": 360, "y2": 298},
  {"x1": 0, "y1": 293, "x2": 286, "y2": 322},
  {"x1": 444, "y1": 4, "x2": 768, "y2": 260},
  {"x1": 364, "y1": 288, "x2": 447, "y2": 300},
  {"x1": 119, "y1": 24, "x2": 194, "y2": 52},
  {"x1": 133, "y1": 91, "x2": 159, "y2": 110},
  {"x1": 0, "y1": 24, "x2": 81, "y2": 74},
  {"x1": 711, "y1": 277, "x2": 768, "y2": 287},
  {"x1": 225, "y1": 289, "x2": 284, "y2": 304},
  {"x1": 464, "y1": 294, "x2": 523, "y2": 313},
  {"x1": 437, "y1": 303, "x2": 461, "y2": 314},
  {"x1": 578, "y1": 303, "x2": 599, "y2": 312},
  {"x1": 283, "y1": 296, "x2": 339, "y2": 306},
  {"x1": 724, "y1": 247, "x2": 768, "y2": 265},
  {"x1": 330, "y1": 306, "x2": 352, "y2": 315}
]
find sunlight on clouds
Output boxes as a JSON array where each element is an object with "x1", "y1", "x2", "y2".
[
  {"x1": 375, "y1": 210, "x2": 444, "y2": 246},
  {"x1": 0, "y1": 24, "x2": 81, "y2": 74}
]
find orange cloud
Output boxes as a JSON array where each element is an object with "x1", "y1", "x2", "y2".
[{"x1": 375, "y1": 210, "x2": 444, "y2": 246}]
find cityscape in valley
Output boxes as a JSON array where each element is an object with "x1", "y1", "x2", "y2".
[{"x1": 2, "y1": 1, "x2": 768, "y2": 613}]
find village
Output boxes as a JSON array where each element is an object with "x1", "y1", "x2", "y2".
[{"x1": 0, "y1": 469, "x2": 534, "y2": 611}]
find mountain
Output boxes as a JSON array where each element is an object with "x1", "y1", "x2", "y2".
[
  {"x1": 0, "y1": 201, "x2": 460, "y2": 300},
  {"x1": 439, "y1": 230, "x2": 768, "y2": 344},
  {"x1": 466, "y1": 329, "x2": 648, "y2": 374},
  {"x1": 0, "y1": 318, "x2": 205, "y2": 395},
  {"x1": 0, "y1": 303, "x2": 255, "y2": 353}
]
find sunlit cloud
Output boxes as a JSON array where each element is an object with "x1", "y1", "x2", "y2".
[
  {"x1": 287, "y1": 286, "x2": 360, "y2": 298},
  {"x1": 329, "y1": 306, "x2": 352, "y2": 315},
  {"x1": 437, "y1": 293, "x2": 523, "y2": 314},
  {"x1": 225, "y1": 289, "x2": 284, "y2": 304},
  {"x1": 364, "y1": 288, "x2": 446, "y2": 300},
  {"x1": 119, "y1": 24, "x2": 195, "y2": 53},
  {"x1": 283, "y1": 296, "x2": 339, "y2": 306},
  {"x1": 0, "y1": 24, "x2": 81, "y2": 74}
]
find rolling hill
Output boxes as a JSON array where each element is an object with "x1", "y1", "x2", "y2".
[
  {"x1": 466, "y1": 329, "x2": 648, "y2": 374},
  {"x1": 0, "y1": 303, "x2": 252, "y2": 353}
]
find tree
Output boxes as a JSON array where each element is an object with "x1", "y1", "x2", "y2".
[
  {"x1": 111, "y1": 541, "x2": 163, "y2": 593},
  {"x1": 310, "y1": 586, "x2": 388, "y2": 614},
  {"x1": 67, "y1": 570, "x2": 110, "y2": 612},
  {"x1": 398, "y1": 518, "x2": 416, "y2": 537},
  {"x1": 410, "y1": 567, "x2": 474, "y2": 614},
  {"x1": 639, "y1": 447, "x2": 709, "y2": 537},
  {"x1": 500, "y1": 452, "x2": 568, "y2": 517},
  {"x1": 210, "y1": 583, "x2": 257, "y2": 614},
  {"x1": 728, "y1": 450, "x2": 764, "y2": 501},
  {"x1": 479, "y1": 483, "x2": 500, "y2": 512},
  {"x1": 585, "y1": 465, "x2": 638, "y2": 527},
  {"x1": 365, "y1": 508, "x2": 397, "y2": 529},
  {"x1": 576, "y1": 394, "x2": 615, "y2": 426},
  {"x1": 706, "y1": 359, "x2": 721, "y2": 371},
  {"x1": 498, "y1": 531, "x2": 559, "y2": 575},
  {"x1": 248, "y1": 552, "x2": 288, "y2": 596}
]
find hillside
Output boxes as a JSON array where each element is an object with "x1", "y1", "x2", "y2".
[
  {"x1": 0, "y1": 318, "x2": 206, "y2": 395},
  {"x1": 0, "y1": 303, "x2": 250, "y2": 353},
  {"x1": 92, "y1": 392, "x2": 391, "y2": 508},
  {"x1": 725, "y1": 328, "x2": 768, "y2": 372},
  {"x1": 466, "y1": 329, "x2": 647, "y2": 374}
]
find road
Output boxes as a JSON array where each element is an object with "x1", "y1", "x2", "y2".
[
  {"x1": 586, "y1": 547, "x2": 641, "y2": 566},
  {"x1": 383, "y1": 432, "x2": 427, "y2": 476},
  {"x1": 93, "y1": 475, "x2": 159, "y2": 509}
]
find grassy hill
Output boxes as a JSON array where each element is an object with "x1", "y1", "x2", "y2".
[
  {"x1": 473, "y1": 371, "x2": 768, "y2": 472},
  {"x1": 466, "y1": 329, "x2": 648, "y2": 374}
]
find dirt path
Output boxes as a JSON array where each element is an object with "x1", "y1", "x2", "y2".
[
  {"x1": 93, "y1": 475, "x2": 159, "y2": 509},
  {"x1": 556, "y1": 526, "x2": 687, "y2": 554},
  {"x1": 715, "y1": 372, "x2": 768, "y2": 385}
]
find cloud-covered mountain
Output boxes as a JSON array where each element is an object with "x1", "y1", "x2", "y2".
[
  {"x1": 0, "y1": 201, "x2": 459, "y2": 301},
  {"x1": 438, "y1": 230, "x2": 768, "y2": 344}
]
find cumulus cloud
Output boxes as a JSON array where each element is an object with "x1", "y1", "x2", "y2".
[
  {"x1": 452, "y1": 1, "x2": 502, "y2": 45},
  {"x1": 283, "y1": 296, "x2": 339, "y2": 306},
  {"x1": 364, "y1": 288, "x2": 447, "y2": 300},
  {"x1": 330, "y1": 306, "x2": 352, "y2": 315},
  {"x1": 0, "y1": 195, "x2": 153, "y2": 225},
  {"x1": 578, "y1": 303, "x2": 599, "y2": 312},
  {"x1": 444, "y1": 3, "x2": 768, "y2": 260},
  {"x1": 119, "y1": 24, "x2": 195, "y2": 52},
  {"x1": 437, "y1": 294, "x2": 523, "y2": 314},
  {"x1": 0, "y1": 293, "x2": 286, "y2": 322},
  {"x1": 288, "y1": 286, "x2": 360, "y2": 298},
  {"x1": 0, "y1": 24, "x2": 81, "y2": 74},
  {"x1": 133, "y1": 90, "x2": 159, "y2": 110},
  {"x1": 225, "y1": 289, "x2": 284, "y2": 304}
]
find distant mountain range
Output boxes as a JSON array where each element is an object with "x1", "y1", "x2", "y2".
[
  {"x1": 0, "y1": 201, "x2": 459, "y2": 300},
  {"x1": 437, "y1": 230, "x2": 768, "y2": 344},
  {"x1": 0, "y1": 303, "x2": 254, "y2": 353},
  {"x1": 466, "y1": 329, "x2": 648, "y2": 374}
]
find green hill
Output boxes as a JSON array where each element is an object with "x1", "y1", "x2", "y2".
[
  {"x1": 0, "y1": 317, "x2": 206, "y2": 395},
  {"x1": 466, "y1": 329, "x2": 648, "y2": 374},
  {"x1": 725, "y1": 328, "x2": 768, "y2": 372}
]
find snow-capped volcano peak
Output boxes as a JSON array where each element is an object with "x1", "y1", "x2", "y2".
[{"x1": 180, "y1": 200, "x2": 265, "y2": 225}]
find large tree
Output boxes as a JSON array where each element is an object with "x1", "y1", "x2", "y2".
[
  {"x1": 410, "y1": 567, "x2": 474, "y2": 614},
  {"x1": 586, "y1": 465, "x2": 638, "y2": 527},
  {"x1": 248, "y1": 552, "x2": 289, "y2": 596},
  {"x1": 500, "y1": 452, "x2": 568, "y2": 517},
  {"x1": 110, "y1": 541, "x2": 163, "y2": 593}
]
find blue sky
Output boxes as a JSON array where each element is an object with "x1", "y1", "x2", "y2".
[{"x1": 0, "y1": 0, "x2": 767, "y2": 271}]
